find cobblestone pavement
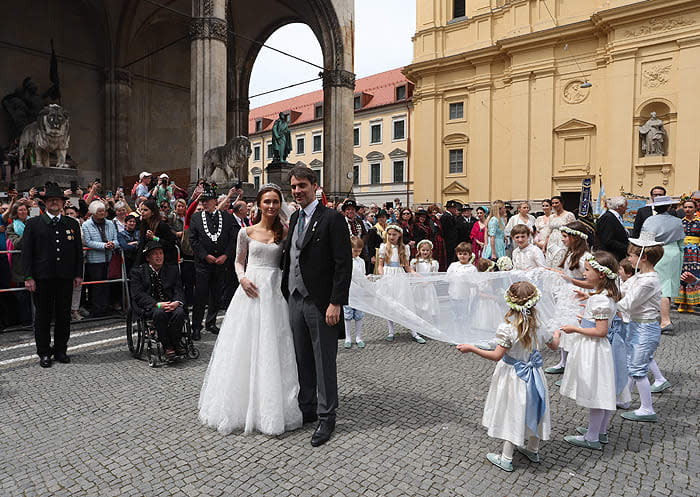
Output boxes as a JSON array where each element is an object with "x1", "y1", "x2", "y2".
[{"x1": 1, "y1": 311, "x2": 698, "y2": 497}]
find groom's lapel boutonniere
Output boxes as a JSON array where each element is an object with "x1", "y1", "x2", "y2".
[{"x1": 312, "y1": 221, "x2": 318, "y2": 233}]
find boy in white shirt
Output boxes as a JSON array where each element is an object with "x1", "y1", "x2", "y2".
[
  {"x1": 511, "y1": 224, "x2": 545, "y2": 270},
  {"x1": 344, "y1": 236, "x2": 367, "y2": 349}
]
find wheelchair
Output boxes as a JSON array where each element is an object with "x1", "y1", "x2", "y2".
[
  {"x1": 126, "y1": 307, "x2": 199, "y2": 367},
  {"x1": 124, "y1": 248, "x2": 199, "y2": 367}
]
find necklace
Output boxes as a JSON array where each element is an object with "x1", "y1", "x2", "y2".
[{"x1": 201, "y1": 210, "x2": 222, "y2": 242}]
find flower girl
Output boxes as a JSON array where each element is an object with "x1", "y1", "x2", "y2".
[
  {"x1": 553, "y1": 251, "x2": 619, "y2": 450},
  {"x1": 344, "y1": 236, "x2": 367, "y2": 349},
  {"x1": 457, "y1": 281, "x2": 553, "y2": 472},
  {"x1": 377, "y1": 225, "x2": 426, "y2": 344}
]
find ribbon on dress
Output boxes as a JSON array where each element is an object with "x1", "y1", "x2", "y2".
[{"x1": 502, "y1": 350, "x2": 546, "y2": 436}]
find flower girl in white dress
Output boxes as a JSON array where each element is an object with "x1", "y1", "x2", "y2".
[
  {"x1": 198, "y1": 185, "x2": 303, "y2": 435},
  {"x1": 457, "y1": 281, "x2": 554, "y2": 472}
]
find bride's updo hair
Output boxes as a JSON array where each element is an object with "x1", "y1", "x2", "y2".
[{"x1": 253, "y1": 185, "x2": 285, "y2": 244}]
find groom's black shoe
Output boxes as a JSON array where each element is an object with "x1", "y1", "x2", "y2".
[
  {"x1": 310, "y1": 419, "x2": 335, "y2": 447},
  {"x1": 302, "y1": 412, "x2": 318, "y2": 424},
  {"x1": 206, "y1": 325, "x2": 220, "y2": 335}
]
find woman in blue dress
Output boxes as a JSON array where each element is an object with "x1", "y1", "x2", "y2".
[{"x1": 483, "y1": 200, "x2": 507, "y2": 260}]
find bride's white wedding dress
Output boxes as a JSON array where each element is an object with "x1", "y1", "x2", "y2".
[{"x1": 198, "y1": 228, "x2": 302, "y2": 435}]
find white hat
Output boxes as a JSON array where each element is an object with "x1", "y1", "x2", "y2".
[
  {"x1": 628, "y1": 230, "x2": 663, "y2": 247},
  {"x1": 139, "y1": 171, "x2": 152, "y2": 180},
  {"x1": 649, "y1": 195, "x2": 673, "y2": 207},
  {"x1": 159, "y1": 173, "x2": 169, "y2": 179}
]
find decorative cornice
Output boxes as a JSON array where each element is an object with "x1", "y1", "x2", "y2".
[
  {"x1": 622, "y1": 15, "x2": 696, "y2": 38},
  {"x1": 190, "y1": 17, "x2": 228, "y2": 44},
  {"x1": 322, "y1": 69, "x2": 356, "y2": 90}
]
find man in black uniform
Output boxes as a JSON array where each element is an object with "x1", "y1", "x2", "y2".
[
  {"x1": 130, "y1": 241, "x2": 186, "y2": 358},
  {"x1": 441, "y1": 200, "x2": 461, "y2": 264},
  {"x1": 188, "y1": 183, "x2": 236, "y2": 340},
  {"x1": 22, "y1": 183, "x2": 83, "y2": 367},
  {"x1": 460, "y1": 203, "x2": 477, "y2": 239},
  {"x1": 342, "y1": 199, "x2": 369, "y2": 271}
]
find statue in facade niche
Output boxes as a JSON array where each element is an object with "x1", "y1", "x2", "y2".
[
  {"x1": 639, "y1": 112, "x2": 666, "y2": 156},
  {"x1": 271, "y1": 112, "x2": 292, "y2": 162}
]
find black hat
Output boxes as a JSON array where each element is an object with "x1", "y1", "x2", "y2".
[
  {"x1": 43, "y1": 182, "x2": 67, "y2": 201},
  {"x1": 142, "y1": 240, "x2": 163, "y2": 255},
  {"x1": 460, "y1": 203, "x2": 472, "y2": 211},
  {"x1": 342, "y1": 199, "x2": 358, "y2": 211},
  {"x1": 446, "y1": 200, "x2": 462, "y2": 209},
  {"x1": 200, "y1": 182, "x2": 217, "y2": 200},
  {"x1": 376, "y1": 209, "x2": 389, "y2": 218},
  {"x1": 416, "y1": 209, "x2": 429, "y2": 217},
  {"x1": 505, "y1": 202, "x2": 513, "y2": 209}
]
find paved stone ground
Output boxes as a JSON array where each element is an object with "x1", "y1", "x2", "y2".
[{"x1": 1, "y1": 312, "x2": 698, "y2": 497}]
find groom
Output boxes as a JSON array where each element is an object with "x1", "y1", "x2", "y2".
[{"x1": 282, "y1": 166, "x2": 352, "y2": 447}]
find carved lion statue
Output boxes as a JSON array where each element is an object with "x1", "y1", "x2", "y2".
[
  {"x1": 202, "y1": 136, "x2": 252, "y2": 184},
  {"x1": 18, "y1": 104, "x2": 70, "y2": 169}
]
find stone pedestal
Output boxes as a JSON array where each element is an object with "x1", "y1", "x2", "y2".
[
  {"x1": 14, "y1": 166, "x2": 101, "y2": 191},
  {"x1": 265, "y1": 161, "x2": 293, "y2": 200}
]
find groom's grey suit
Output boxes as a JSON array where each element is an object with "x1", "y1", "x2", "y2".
[{"x1": 282, "y1": 200, "x2": 352, "y2": 422}]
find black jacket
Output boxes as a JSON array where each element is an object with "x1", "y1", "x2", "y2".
[
  {"x1": 22, "y1": 213, "x2": 83, "y2": 280},
  {"x1": 282, "y1": 204, "x2": 352, "y2": 315},
  {"x1": 130, "y1": 263, "x2": 184, "y2": 316},
  {"x1": 456, "y1": 216, "x2": 472, "y2": 244},
  {"x1": 189, "y1": 210, "x2": 237, "y2": 264},
  {"x1": 595, "y1": 211, "x2": 629, "y2": 261},
  {"x1": 631, "y1": 206, "x2": 653, "y2": 239},
  {"x1": 441, "y1": 211, "x2": 459, "y2": 259}
]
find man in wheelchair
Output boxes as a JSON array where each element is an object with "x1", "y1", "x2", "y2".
[{"x1": 131, "y1": 241, "x2": 186, "y2": 359}]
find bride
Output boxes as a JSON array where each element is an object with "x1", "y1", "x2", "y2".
[{"x1": 198, "y1": 184, "x2": 302, "y2": 435}]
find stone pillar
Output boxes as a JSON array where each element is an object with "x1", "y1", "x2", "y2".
[
  {"x1": 105, "y1": 68, "x2": 131, "y2": 189},
  {"x1": 322, "y1": 69, "x2": 355, "y2": 198},
  {"x1": 190, "y1": 0, "x2": 228, "y2": 182}
]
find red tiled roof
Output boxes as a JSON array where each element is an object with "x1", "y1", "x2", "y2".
[{"x1": 248, "y1": 67, "x2": 411, "y2": 134}]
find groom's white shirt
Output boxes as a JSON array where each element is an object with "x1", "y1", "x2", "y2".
[{"x1": 300, "y1": 199, "x2": 319, "y2": 224}]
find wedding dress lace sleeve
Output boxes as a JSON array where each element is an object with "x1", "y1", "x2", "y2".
[{"x1": 234, "y1": 228, "x2": 248, "y2": 280}]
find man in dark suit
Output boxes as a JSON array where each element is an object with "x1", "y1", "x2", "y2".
[
  {"x1": 131, "y1": 241, "x2": 186, "y2": 358},
  {"x1": 22, "y1": 183, "x2": 83, "y2": 367},
  {"x1": 221, "y1": 197, "x2": 247, "y2": 308},
  {"x1": 458, "y1": 203, "x2": 475, "y2": 243},
  {"x1": 188, "y1": 183, "x2": 236, "y2": 340},
  {"x1": 631, "y1": 186, "x2": 666, "y2": 238},
  {"x1": 595, "y1": 196, "x2": 629, "y2": 261},
  {"x1": 441, "y1": 200, "x2": 461, "y2": 263},
  {"x1": 282, "y1": 166, "x2": 352, "y2": 447},
  {"x1": 342, "y1": 199, "x2": 369, "y2": 271}
]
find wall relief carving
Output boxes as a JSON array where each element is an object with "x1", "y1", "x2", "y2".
[
  {"x1": 623, "y1": 16, "x2": 695, "y2": 38},
  {"x1": 642, "y1": 64, "x2": 672, "y2": 89},
  {"x1": 563, "y1": 81, "x2": 590, "y2": 105}
]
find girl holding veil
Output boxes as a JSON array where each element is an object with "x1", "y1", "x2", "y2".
[{"x1": 199, "y1": 184, "x2": 302, "y2": 435}]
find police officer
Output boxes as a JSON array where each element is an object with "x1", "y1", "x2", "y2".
[
  {"x1": 22, "y1": 183, "x2": 83, "y2": 367},
  {"x1": 188, "y1": 183, "x2": 236, "y2": 340}
]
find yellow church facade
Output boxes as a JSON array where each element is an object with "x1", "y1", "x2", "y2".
[{"x1": 405, "y1": 0, "x2": 700, "y2": 209}]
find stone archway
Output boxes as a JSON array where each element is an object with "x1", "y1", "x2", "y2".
[{"x1": 190, "y1": 0, "x2": 355, "y2": 196}]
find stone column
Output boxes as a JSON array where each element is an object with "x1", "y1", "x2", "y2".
[
  {"x1": 322, "y1": 69, "x2": 355, "y2": 197},
  {"x1": 190, "y1": 0, "x2": 228, "y2": 182},
  {"x1": 105, "y1": 68, "x2": 131, "y2": 188}
]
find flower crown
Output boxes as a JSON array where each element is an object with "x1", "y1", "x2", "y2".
[
  {"x1": 560, "y1": 225, "x2": 588, "y2": 240},
  {"x1": 416, "y1": 239, "x2": 433, "y2": 250},
  {"x1": 504, "y1": 287, "x2": 541, "y2": 312},
  {"x1": 386, "y1": 224, "x2": 403, "y2": 233},
  {"x1": 497, "y1": 256, "x2": 513, "y2": 271},
  {"x1": 485, "y1": 260, "x2": 496, "y2": 272},
  {"x1": 585, "y1": 254, "x2": 617, "y2": 280}
]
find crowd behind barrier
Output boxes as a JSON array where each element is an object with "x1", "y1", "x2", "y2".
[{"x1": 1, "y1": 178, "x2": 698, "y2": 334}]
